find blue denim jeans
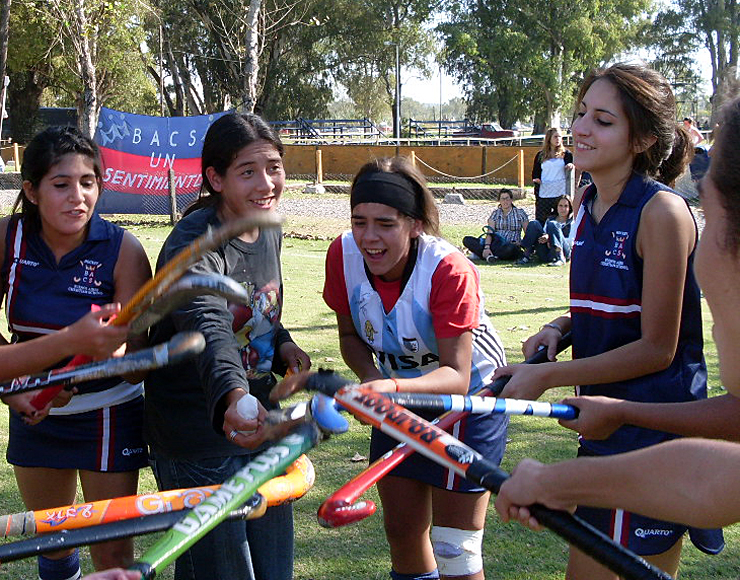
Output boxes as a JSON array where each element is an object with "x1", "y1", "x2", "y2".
[
  {"x1": 149, "y1": 452, "x2": 294, "y2": 580},
  {"x1": 521, "y1": 221, "x2": 572, "y2": 262}
]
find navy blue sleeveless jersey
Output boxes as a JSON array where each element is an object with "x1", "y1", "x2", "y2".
[
  {"x1": 570, "y1": 173, "x2": 707, "y2": 455},
  {"x1": 2, "y1": 213, "x2": 124, "y2": 393}
]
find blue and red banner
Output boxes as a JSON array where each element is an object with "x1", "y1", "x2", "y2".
[{"x1": 94, "y1": 108, "x2": 226, "y2": 214}]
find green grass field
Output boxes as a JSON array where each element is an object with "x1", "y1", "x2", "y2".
[{"x1": 0, "y1": 209, "x2": 735, "y2": 579}]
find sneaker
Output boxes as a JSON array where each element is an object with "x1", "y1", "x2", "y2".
[
  {"x1": 516, "y1": 255, "x2": 530, "y2": 265},
  {"x1": 548, "y1": 259, "x2": 565, "y2": 267},
  {"x1": 486, "y1": 255, "x2": 498, "y2": 263}
]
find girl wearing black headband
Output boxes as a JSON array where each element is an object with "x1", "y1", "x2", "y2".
[{"x1": 323, "y1": 157, "x2": 509, "y2": 580}]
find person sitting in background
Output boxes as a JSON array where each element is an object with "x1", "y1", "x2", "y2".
[
  {"x1": 683, "y1": 117, "x2": 705, "y2": 146},
  {"x1": 517, "y1": 195, "x2": 573, "y2": 266},
  {"x1": 462, "y1": 189, "x2": 528, "y2": 262},
  {"x1": 532, "y1": 128, "x2": 574, "y2": 223}
]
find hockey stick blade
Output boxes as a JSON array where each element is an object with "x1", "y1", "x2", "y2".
[
  {"x1": 118, "y1": 212, "x2": 283, "y2": 325},
  {"x1": 129, "y1": 273, "x2": 250, "y2": 334},
  {"x1": 0, "y1": 332, "x2": 205, "y2": 397}
]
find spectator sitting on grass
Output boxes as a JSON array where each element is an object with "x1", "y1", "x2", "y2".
[
  {"x1": 462, "y1": 189, "x2": 528, "y2": 262},
  {"x1": 517, "y1": 195, "x2": 573, "y2": 267}
]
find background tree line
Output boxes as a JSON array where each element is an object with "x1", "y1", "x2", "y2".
[{"x1": 0, "y1": 0, "x2": 736, "y2": 142}]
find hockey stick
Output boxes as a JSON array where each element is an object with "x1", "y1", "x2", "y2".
[
  {"x1": 129, "y1": 422, "x2": 321, "y2": 578},
  {"x1": 0, "y1": 494, "x2": 267, "y2": 564},
  {"x1": 0, "y1": 455, "x2": 314, "y2": 537},
  {"x1": 118, "y1": 211, "x2": 282, "y2": 325},
  {"x1": 29, "y1": 212, "x2": 282, "y2": 409},
  {"x1": 128, "y1": 273, "x2": 250, "y2": 335},
  {"x1": 307, "y1": 377, "x2": 672, "y2": 580},
  {"x1": 385, "y1": 393, "x2": 578, "y2": 420},
  {"x1": 31, "y1": 273, "x2": 246, "y2": 409},
  {"x1": 316, "y1": 333, "x2": 572, "y2": 528},
  {"x1": 0, "y1": 332, "x2": 205, "y2": 398},
  {"x1": 127, "y1": 395, "x2": 348, "y2": 579},
  {"x1": 0, "y1": 399, "x2": 338, "y2": 570}
]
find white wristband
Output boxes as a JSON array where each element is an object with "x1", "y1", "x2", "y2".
[{"x1": 542, "y1": 322, "x2": 563, "y2": 335}]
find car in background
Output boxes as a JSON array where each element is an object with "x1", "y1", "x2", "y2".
[
  {"x1": 454, "y1": 122, "x2": 518, "y2": 143},
  {"x1": 478, "y1": 122, "x2": 518, "y2": 139}
]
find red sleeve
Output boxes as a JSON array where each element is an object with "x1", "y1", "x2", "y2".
[
  {"x1": 323, "y1": 236, "x2": 351, "y2": 316},
  {"x1": 429, "y1": 252, "x2": 481, "y2": 339}
]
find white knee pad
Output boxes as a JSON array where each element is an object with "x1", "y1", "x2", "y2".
[{"x1": 430, "y1": 525, "x2": 483, "y2": 576}]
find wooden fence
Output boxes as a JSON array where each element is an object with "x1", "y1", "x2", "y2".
[{"x1": 282, "y1": 144, "x2": 541, "y2": 187}]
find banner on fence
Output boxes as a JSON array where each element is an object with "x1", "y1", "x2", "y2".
[{"x1": 94, "y1": 108, "x2": 226, "y2": 214}]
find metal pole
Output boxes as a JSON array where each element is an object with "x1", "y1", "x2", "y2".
[
  {"x1": 159, "y1": 25, "x2": 165, "y2": 117},
  {"x1": 395, "y1": 43, "x2": 401, "y2": 145},
  {"x1": 439, "y1": 66, "x2": 442, "y2": 124}
]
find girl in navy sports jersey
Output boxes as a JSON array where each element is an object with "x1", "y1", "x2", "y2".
[
  {"x1": 321, "y1": 157, "x2": 508, "y2": 580},
  {"x1": 492, "y1": 63, "x2": 723, "y2": 579},
  {"x1": 0, "y1": 126, "x2": 151, "y2": 579},
  {"x1": 494, "y1": 93, "x2": 740, "y2": 568}
]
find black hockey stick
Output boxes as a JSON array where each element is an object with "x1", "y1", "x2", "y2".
[{"x1": 0, "y1": 332, "x2": 204, "y2": 397}]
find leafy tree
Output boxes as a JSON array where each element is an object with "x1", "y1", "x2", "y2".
[
  {"x1": 5, "y1": 0, "x2": 51, "y2": 141},
  {"x1": 147, "y1": 0, "x2": 335, "y2": 118},
  {"x1": 440, "y1": 0, "x2": 651, "y2": 129},
  {"x1": 5, "y1": 0, "x2": 157, "y2": 140},
  {"x1": 326, "y1": 0, "x2": 440, "y2": 135},
  {"x1": 651, "y1": 0, "x2": 739, "y2": 123}
]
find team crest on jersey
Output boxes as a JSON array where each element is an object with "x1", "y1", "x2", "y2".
[
  {"x1": 600, "y1": 230, "x2": 630, "y2": 271},
  {"x1": 69, "y1": 259, "x2": 105, "y2": 296},
  {"x1": 402, "y1": 337, "x2": 419, "y2": 352},
  {"x1": 364, "y1": 320, "x2": 376, "y2": 344},
  {"x1": 605, "y1": 231, "x2": 628, "y2": 260},
  {"x1": 73, "y1": 259, "x2": 103, "y2": 286}
]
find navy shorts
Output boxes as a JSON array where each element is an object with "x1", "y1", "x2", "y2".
[
  {"x1": 7, "y1": 396, "x2": 147, "y2": 472},
  {"x1": 575, "y1": 446, "x2": 724, "y2": 556},
  {"x1": 369, "y1": 407, "x2": 508, "y2": 492}
]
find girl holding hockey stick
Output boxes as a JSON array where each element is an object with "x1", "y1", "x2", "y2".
[
  {"x1": 495, "y1": 91, "x2": 740, "y2": 570},
  {"x1": 492, "y1": 63, "x2": 724, "y2": 579},
  {"x1": 322, "y1": 157, "x2": 508, "y2": 580},
  {"x1": 0, "y1": 126, "x2": 151, "y2": 578},
  {"x1": 145, "y1": 112, "x2": 310, "y2": 580}
]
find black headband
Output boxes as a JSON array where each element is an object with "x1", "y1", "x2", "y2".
[{"x1": 350, "y1": 171, "x2": 422, "y2": 220}]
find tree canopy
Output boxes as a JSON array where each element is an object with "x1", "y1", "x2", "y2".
[
  {"x1": 1, "y1": 0, "x2": 734, "y2": 141},
  {"x1": 439, "y1": 0, "x2": 653, "y2": 130}
]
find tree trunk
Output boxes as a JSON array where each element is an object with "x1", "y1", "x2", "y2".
[
  {"x1": 74, "y1": 2, "x2": 98, "y2": 138},
  {"x1": 7, "y1": 69, "x2": 45, "y2": 143},
  {"x1": 164, "y1": 31, "x2": 185, "y2": 116},
  {"x1": 242, "y1": 0, "x2": 262, "y2": 113},
  {"x1": 0, "y1": 0, "x2": 11, "y2": 136}
]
